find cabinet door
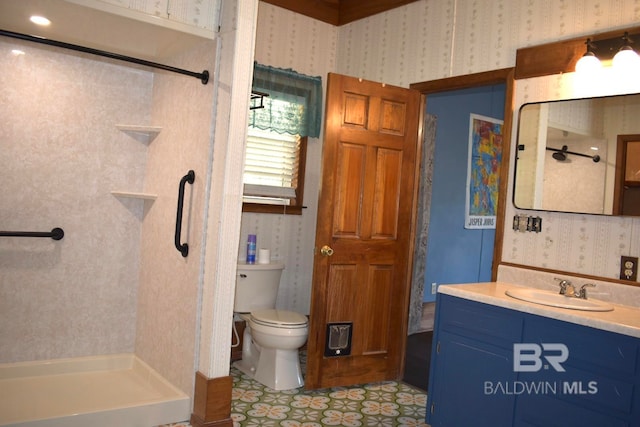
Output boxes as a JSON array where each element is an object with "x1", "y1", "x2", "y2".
[
  {"x1": 428, "y1": 295, "x2": 522, "y2": 426},
  {"x1": 429, "y1": 331, "x2": 517, "y2": 426},
  {"x1": 514, "y1": 315, "x2": 639, "y2": 427}
]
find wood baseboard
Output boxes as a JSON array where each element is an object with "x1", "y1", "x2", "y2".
[{"x1": 190, "y1": 372, "x2": 233, "y2": 427}]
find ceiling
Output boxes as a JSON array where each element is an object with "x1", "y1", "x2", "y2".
[
  {"x1": 0, "y1": 0, "x2": 214, "y2": 63},
  {"x1": 261, "y1": 0, "x2": 421, "y2": 26}
]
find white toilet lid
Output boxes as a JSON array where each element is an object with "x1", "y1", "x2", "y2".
[{"x1": 251, "y1": 309, "x2": 308, "y2": 328}]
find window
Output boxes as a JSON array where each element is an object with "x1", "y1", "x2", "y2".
[
  {"x1": 242, "y1": 63, "x2": 321, "y2": 214},
  {"x1": 242, "y1": 128, "x2": 307, "y2": 214}
]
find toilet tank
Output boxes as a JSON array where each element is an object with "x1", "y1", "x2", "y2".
[{"x1": 234, "y1": 262, "x2": 284, "y2": 313}]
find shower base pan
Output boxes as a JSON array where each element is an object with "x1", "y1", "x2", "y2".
[{"x1": 0, "y1": 353, "x2": 190, "y2": 427}]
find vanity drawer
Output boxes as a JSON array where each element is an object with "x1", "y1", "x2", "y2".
[
  {"x1": 523, "y1": 316, "x2": 639, "y2": 377},
  {"x1": 438, "y1": 294, "x2": 523, "y2": 348},
  {"x1": 521, "y1": 316, "x2": 639, "y2": 418}
]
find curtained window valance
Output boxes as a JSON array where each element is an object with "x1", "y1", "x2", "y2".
[{"x1": 249, "y1": 62, "x2": 323, "y2": 138}]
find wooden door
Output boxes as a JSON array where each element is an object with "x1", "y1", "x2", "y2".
[{"x1": 305, "y1": 73, "x2": 421, "y2": 389}]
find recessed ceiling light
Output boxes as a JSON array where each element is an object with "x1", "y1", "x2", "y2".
[{"x1": 30, "y1": 15, "x2": 51, "y2": 26}]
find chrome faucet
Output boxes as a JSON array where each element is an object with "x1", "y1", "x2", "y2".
[
  {"x1": 575, "y1": 283, "x2": 595, "y2": 299},
  {"x1": 555, "y1": 278, "x2": 595, "y2": 299},
  {"x1": 555, "y1": 278, "x2": 574, "y2": 296}
]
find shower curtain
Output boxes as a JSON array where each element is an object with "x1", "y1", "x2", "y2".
[{"x1": 408, "y1": 113, "x2": 436, "y2": 335}]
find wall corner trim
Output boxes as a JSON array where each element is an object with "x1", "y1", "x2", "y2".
[{"x1": 190, "y1": 372, "x2": 233, "y2": 427}]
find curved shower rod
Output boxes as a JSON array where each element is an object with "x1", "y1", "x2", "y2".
[{"x1": 546, "y1": 145, "x2": 601, "y2": 163}]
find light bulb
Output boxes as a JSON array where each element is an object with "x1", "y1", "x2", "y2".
[
  {"x1": 612, "y1": 46, "x2": 640, "y2": 71},
  {"x1": 575, "y1": 52, "x2": 602, "y2": 74}
]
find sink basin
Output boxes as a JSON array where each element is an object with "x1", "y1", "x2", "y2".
[{"x1": 505, "y1": 288, "x2": 614, "y2": 312}]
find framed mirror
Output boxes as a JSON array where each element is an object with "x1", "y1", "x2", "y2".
[{"x1": 513, "y1": 93, "x2": 640, "y2": 216}]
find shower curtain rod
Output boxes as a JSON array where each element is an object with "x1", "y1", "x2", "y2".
[{"x1": 0, "y1": 29, "x2": 209, "y2": 85}]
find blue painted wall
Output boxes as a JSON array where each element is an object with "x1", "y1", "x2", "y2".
[{"x1": 423, "y1": 84, "x2": 505, "y2": 302}]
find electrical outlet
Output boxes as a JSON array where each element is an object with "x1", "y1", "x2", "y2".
[
  {"x1": 620, "y1": 256, "x2": 638, "y2": 281},
  {"x1": 431, "y1": 282, "x2": 437, "y2": 294}
]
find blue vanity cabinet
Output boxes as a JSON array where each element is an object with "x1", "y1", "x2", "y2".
[
  {"x1": 426, "y1": 294, "x2": 523, "y2": 426},
  {"x1": 426, "y1": 293, "x2": 640, "y2": 427}
]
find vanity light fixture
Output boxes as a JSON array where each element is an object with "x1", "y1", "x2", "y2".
[{"x1": 574, "y1": 31, "x2": 640, "y2": 74}]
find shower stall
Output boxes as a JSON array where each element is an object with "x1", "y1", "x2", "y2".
[{"x1": 0, "y1": 8, "x2": 219, "y2": 425}]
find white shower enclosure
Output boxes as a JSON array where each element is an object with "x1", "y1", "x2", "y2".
[{"x1": 0, "y1": 2, "x2": 221, "y2": 424}]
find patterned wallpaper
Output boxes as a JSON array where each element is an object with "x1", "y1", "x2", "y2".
[
  {"x1": 336, "y1": 0, "x2": 640, "y2": 87},
  {"x1": 245, "y1": 4, "x2": 337, "y2": 314},
  {"x1": 254, "y1": 0, "x2": 640, "y2": 315}
]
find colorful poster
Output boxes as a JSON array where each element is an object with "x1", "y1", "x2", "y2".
[{"x1": 465, "y1": 114, "x2": 503, "y2": 229}]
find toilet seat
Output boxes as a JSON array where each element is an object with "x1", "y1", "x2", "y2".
[{"x1": 251, "y1": 309, "x2": 308, "y2": 329}]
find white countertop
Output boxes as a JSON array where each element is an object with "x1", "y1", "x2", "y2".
[{"x1": 438, "y1": 282, "x2": 640, "y2": 339}]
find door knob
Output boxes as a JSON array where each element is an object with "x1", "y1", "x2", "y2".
[{"x1": 320, "y1": 245, "x2": 334, "y2": 256}]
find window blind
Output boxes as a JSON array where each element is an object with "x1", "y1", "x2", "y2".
[{"x1": 243, "y1": 129, "x2": 299, "y2": 202}]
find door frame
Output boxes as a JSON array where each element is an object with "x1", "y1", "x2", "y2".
[
  {"x1": 409, "y1": 67, "x2": 515, "y2": 282},
  {"x1": 613, "y1": 134, "x2": 640, "y2": 215}
]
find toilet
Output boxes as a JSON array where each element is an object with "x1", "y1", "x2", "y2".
[{"x1": 232, "y1": 262, "x2": 308, "y2": 390}]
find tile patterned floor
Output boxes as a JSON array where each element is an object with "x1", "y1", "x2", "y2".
[
  {"x1": 231, "y1": 368, "x2": 428, "y2": 426},
  {"x1": 164, "y1": 353, "x2": 429, "y2": 427}
]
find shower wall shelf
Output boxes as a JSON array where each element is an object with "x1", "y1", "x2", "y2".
[
  {"x1": 112, "y1": 124, "x2": 161, "y2": 201},
  {"x1": 116, "y1": 125, "x2": 162, "y2": 142},
  {"x1": 116, "y1": 124, "x2": 162, "y2": 136},
  {"x1": 111, "y1": 191, "x2": 157, "y2": 201}
]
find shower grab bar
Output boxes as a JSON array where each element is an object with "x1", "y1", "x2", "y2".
[
  {"x1": 0, "y1": 227, "x2": 64, "y2": 240},
  {"x1": 175, "y1": 170, "x2": 195, "y2": 257}
]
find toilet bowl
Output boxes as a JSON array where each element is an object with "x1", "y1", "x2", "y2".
[
  {"x1": 236, "y1": 309, "x2": 308, "y2": 390},
  {"x1": 232, "y1": 263, "x2": 309, "y2": 390}
]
